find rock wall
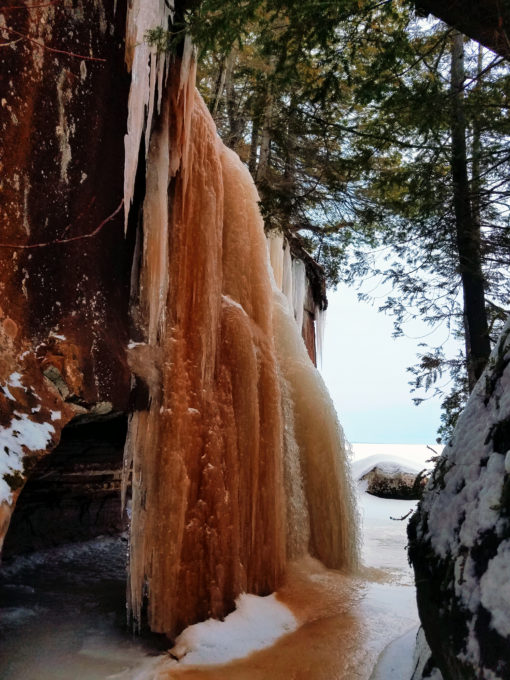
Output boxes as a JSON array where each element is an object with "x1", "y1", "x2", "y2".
[
  {"x1": 0, "y1": 0, "x2": 133, "y2": 549},
  {"x1": 409, "y1": 321, "x2": 510, "y2": 679}
]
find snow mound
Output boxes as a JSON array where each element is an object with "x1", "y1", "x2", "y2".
[{"x1": 170, "y1": 592, "x2": 298, "y2": 665}]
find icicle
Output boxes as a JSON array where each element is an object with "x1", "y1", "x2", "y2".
[
  {"x1": 267, "y1": 233, "x2": 285, "y2": 290},
  {"x1": 291, "y1": 258, "x2": 306, "y2": 333},
  {"x1": 314, "y1": 305, "x2": 326, "y2": 369},
  {"x1": 126, "y1": 88, "x2": 286, "y2": 638},
  {"x1": 279, "y1": 368, "x2": 311, "y2": 560},
  {"x1": 126, "y1": 59, "x2": 358, "y2": 638},
  {"x1": 124, "y1": 0, "x2": 173, "y2": 229},
  {"x1": 281, "y1": 240, "x2": 293, "y2": 308},
  {"x1": 272, "y1": 285, "x2": 359, "y2": 571}
]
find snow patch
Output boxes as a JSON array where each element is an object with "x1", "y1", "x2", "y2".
[
  {"x1": 0, "y1": 415, "x2": 55, "y2": 503},
  {"x1": 479, "y1": 539, "x2": 510, "y2": 638},
  {"x1": 1, "y1": 372, "x2": 24, "y2": 401},
  {"x1": 7, "y1": 372, "x2": 23, "y2": 389},
  {"x1": 170, "y1": 593, "x2": 297, "y2": 665}
]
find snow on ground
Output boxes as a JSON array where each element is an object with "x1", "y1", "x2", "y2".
[
  {"x1": 358, "y1": 483, "x2": 420, "y2": 679},
  {"x1": 353, "y1": 443, "x2": 438, "y2": 680}
]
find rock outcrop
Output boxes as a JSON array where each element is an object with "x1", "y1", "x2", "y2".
[
  {"x1": 0, "y1": 0, "x2": 133, "y2": 551},
  {"x1": 361, "y1": 465, "x2": 428, "y2": 500},
  {"x1": 408, "y1": 321, "x2": 510, "y2": 679},
  {"x1": 2, "y1": 414, "x2": 128, "y2": 557}
]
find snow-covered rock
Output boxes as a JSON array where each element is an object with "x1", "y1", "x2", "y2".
[
  {"x1": 408, "y1": 320, "x2": 510, "y2": 679},
  {"x1": 353, "y1": 454, "x2": 430, "y2": 500},
  {"x1": 361, "y1": 466, "x2": 428, "y2": 500}
]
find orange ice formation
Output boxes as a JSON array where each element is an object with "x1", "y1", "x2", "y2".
[{"x1": 125, "y1": 64, "x2": 358, "y2": 639}]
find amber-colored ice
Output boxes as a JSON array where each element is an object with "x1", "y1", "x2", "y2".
[
  {"x1": 273, "y1": 286, "x2": 358, "y2": 568},
  {"x1": 125, "y1": 61, "x2": 358, "y2": 639}
]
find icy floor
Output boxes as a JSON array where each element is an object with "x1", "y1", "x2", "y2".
[
  {"x1": 355, "y1": 443, "x2": 434, "y2": 680},
  {"x1": 0, "y1": 443, "x2": 434, "y2": 679},
  {"x1": 0, "y1": 536, "x2": 167, "y2": 679},
  {"x1": 359, "y1": 489, "x2": 420, "y2": 680}
]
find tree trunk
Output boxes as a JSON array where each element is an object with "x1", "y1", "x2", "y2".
[
  {"x1": 211, "y1": 55, "x2": 228, "y2": 120},
  {"x1": 450, "y1": 31, "x2": 490, "y2": 390},
  {"x1": 470, "y1": 44, "x2": 483, "y2": 230},
  {"x1": 248, "y1": 101, "x2": 261, "y2": 176},
  {"x1": 225, "y1": 49, "x2": 244, "y2": 150},
  {"x1": 256, "y1": 92, "x2": 273, "y2": 183}
]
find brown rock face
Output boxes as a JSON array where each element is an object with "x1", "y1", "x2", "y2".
[{"x1": 0, "y1": 1, "x2": 132, "y2": 548}]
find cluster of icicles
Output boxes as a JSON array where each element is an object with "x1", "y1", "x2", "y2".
[{"x1": 123, "y1": 53, "x2": 358, "y2": 639}]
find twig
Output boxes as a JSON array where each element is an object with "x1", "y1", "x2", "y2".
[
  {"x1": 426, "y1": 445, "x2": 440, "y2": 463},
  {"x1": 1, "y1": 25, "x2": 107, "y2": 62},
  {"x1": 0, "y1": 37, "x2": 22, "y2": 47},
  {"x1": 0, "y1": 199, "x2": 123, "y2": 249},
  {"x1": 390, "y1": 509, "x2": 414, "y2": 521}
]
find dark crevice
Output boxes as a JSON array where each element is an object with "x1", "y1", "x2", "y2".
[{"x1": 3, "y1": 414, "x2": 129, "y2": 559}]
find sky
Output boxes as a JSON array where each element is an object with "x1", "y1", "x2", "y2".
[{"x1": 321, "y1": 283, "x2": 461, "y2": 446}]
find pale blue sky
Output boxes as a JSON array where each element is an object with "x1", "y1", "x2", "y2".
[{"x1": 321, "y1": 284, "x2": 460, "y2": 445}]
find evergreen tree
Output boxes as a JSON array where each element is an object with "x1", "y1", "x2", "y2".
[
  {"x1": 340, "y1": 22, "x2": 510, "y2": 439},
  {"x1": 150, "y1": 1, "x2": 510, "y2": 439}
]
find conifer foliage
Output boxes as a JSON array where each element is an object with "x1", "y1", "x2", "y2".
[{"x1": 150, "y1": 1, "x2": 510, "y2": 439}]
